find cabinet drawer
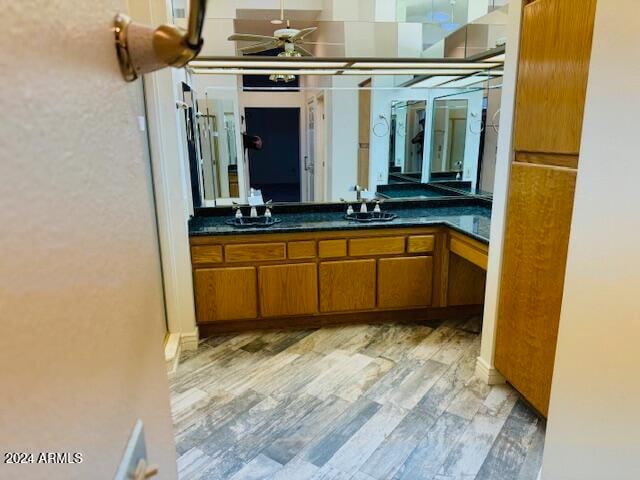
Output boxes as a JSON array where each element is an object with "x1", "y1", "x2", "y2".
[
  {"x1": 319, "y1": 259, "x2": 376, "y2": 312},
  {"x1": 288, "y1": 240, "x2": 316, "y2": 259},
  {"x1": 349, "y1": 237, "x2": 405, "y2": 256},
  {"x1": 407, "y1": 235, "x2": 435, "y2": 253},
  {"x1": 191, "y1": 245, "x2": 223, "y2": 265},
  {"x1": 258, "y1": 263, "x2": 318, "y2": 317},
  {"x1": 318, "y1": 239, "x2": 347, "y2": 258},
  {"x1": 378, "y1": 256, "x2": 433, "y2": 308},
  {"x1": 194, "y1": 267, "x2": 257, "y2": 322},
  {"x1": 225, "y1": 243, "x2": 286, "y2": 263}
]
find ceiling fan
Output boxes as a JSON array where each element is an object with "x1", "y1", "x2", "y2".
[{"x1": 227, "y1": 0, "x2": 317, "y2": 59}]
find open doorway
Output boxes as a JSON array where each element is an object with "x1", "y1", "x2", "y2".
[{"x1": 245, "y1": 107, "x2": 301, "y2": 202}]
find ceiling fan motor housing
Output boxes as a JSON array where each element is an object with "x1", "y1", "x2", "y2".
[{"x1": 274, "y1": 28, "x2": 300, "y2": 39}]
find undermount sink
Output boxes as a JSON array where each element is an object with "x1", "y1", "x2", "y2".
[
  {"x1": 345, "y1": 211, "x2": 397, "y2": 223},
  {"x1": 225, "y1": 216, "x2": 281, "y2": 228}
]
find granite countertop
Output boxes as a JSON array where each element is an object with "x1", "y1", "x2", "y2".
[{"x1": 189, "y1": 198, "x2": 492, "y2": 244}]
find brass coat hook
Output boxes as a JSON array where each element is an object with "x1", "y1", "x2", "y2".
[{"x1": 114, "y1": 0, "x2": 206, "y2": 82}]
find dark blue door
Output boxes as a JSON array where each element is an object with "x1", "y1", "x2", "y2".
[{"x1": 245, "y1": 107, "x2": 301, "y2": 202}]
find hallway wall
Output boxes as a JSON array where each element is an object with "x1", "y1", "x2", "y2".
[
  {"x1": 0, "y1": 1, "x2": 177, "y2": 479},
  {"x1": 542, "y1": 1, "x2": 640, "y2": 479}
]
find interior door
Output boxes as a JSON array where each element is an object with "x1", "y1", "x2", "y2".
[
  {"x1": 305, "y1": 101, "x2": 316, "y2": 202},
  {"x1": 358, "y1": 79, "x2": 372, "y2": 189},
  {"x1": 314, "y1": 95, "x2": 326, "y2": 202},
  {"x1": 245, "y1": 107, "x2": 301, "y2": 202}
]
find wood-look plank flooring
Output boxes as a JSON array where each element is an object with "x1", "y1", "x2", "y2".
[{"x1": 170, "y1": 318, "x2": 545, "y2": 480}]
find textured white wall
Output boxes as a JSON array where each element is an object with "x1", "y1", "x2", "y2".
[
  {"x1": 0, "y1": 1, "x2": 177, "y2": 479},
  {"x1": 542, "y1": 1, "x2": 640, "y2": 479}
]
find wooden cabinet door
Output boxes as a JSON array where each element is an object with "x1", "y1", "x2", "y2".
[
  {"x1": 258, "y1": 263, "x2": 318, "y2": 317},
  {"x1": 447, "y1": 254, "x2": 486, "y2": 306},
  {"x1": 513, "y1": 0, "x2": 597, "y2": 155},
  {"x1": 319, "y1": 259, "x2": 376, "y2": 312},
  {"x1": 378, "y1": 256, "x2": 433, "y2": 309},
  {"x1": 194, "y1": 267, "x2": 257, "y2": 322},
  {"x1": 495, "y1": 163, "x2": 577, "y2": 415}
]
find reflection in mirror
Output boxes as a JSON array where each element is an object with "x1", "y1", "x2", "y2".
[
  {"x1": 186, "y1": 73, "x2": 502, "y2": 207},
  {"x1": 196, "y1": 97, "x2": 242, "y2": 204},
  {"x1": 430, "y1": 98, "x2": 469, "y2": 181},
  {"x1": 389, "y1": 101, "x2": 426, "y2": 184}
]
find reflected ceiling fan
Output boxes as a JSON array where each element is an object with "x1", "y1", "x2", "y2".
[
  {"x1": 228, "y1": 22, "x2": 317, "y2": 57},
  {"x1": 228, "y1": 0, "x2": 318, "y2": 81}
]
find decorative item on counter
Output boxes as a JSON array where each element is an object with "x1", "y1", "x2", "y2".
[
  {"x1": 373, "y1": 201, "x2": 382, "y2": 213},
  {"x1": 360, "y1": 199, "x2": 368, "y2": 213},
  {"x1": 264, "y1": 200, "x2": 273, "y2": 218},
  {"x1": 340, "y1": 198, "x2": 354, "y2": 216},
  {"x1": 233, "y1": 203, "x2": 243, "y2": 219}
]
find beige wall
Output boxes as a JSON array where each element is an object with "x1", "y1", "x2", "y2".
[
  {"x1": 542, "y1": 1, "x2": 640, "y2": 479},
  {"x1": 0, "y1": 1, "x2": 177, "y2": 479}
]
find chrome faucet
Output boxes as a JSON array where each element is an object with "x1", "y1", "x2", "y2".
[{"x1": 350, "y1": 184, "x2": 367, "y2": 201}]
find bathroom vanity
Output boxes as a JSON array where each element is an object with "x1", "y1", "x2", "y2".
[{"x1": 189, "y1": 199, "x2": 490, "y2": 335}]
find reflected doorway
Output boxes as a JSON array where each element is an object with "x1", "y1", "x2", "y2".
[{"x1": 245, "y1": 107, "x2": 301, "y2": 202}]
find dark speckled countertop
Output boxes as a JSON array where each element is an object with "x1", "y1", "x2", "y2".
[{"x1": 189, "y1": 197, "x2": 492, "y2": 244}]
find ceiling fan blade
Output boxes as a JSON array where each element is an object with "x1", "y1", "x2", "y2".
[
  {"x1": 294, "y1": 45, "x2": 314, "y2": 57},
  {"x1": 301, "y1": 41, "x2": 345, "y2": 46},
  {"x1": 240, "y1": 41, "x2": 281, "y2": 54},
  {"x1": 291, "y1": 27, "x2": 317, "y2": 42},
  {"x1": 228, "y1": 33, "x2": 278, "y2": 42}
]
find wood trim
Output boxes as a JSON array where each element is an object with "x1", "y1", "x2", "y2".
[
  {"x1": 198, "y1": 304, "x2": 483, "y2": 336},
  {"x1": 433, "y1": 230, "x2": 450, "y2": 308},
  {"x1": 515, "y1": 151, "x2": 578, "y2": 169}
]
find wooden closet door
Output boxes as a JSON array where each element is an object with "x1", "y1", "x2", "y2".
[
  {"x1": 495, "y1": 0, "x2": 596, "y2": 416},
  {"x1": 514, "y1": 0, "x2": 597, "y2": 155},
  {"x1": 495, "y1": 163, "x2": 576, "y2": 415}
]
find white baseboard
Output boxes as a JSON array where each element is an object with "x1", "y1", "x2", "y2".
[
  {"x1": 475, "y1": 356, "x2": 506, "y2": 385},
  {"x1": 164, "y1": 332, "x2": 181, "y2": 376},
  {"x1": 180, "y1": 328, "x2": 200, "y2": 352}
]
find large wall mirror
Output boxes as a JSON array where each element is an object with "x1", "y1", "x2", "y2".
[
  {"x1": 430, "y1": 98, "x2": 469, "y2": 181},
  {"x1": 195, "y1": 97, "x2": 243, "y2": 204},
  {"x1": 389, "y1": 100, "x2": 427, "y2": 184},
  {"x1": 183, "y1": 74, "x2": 502, "y2": 207}
]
